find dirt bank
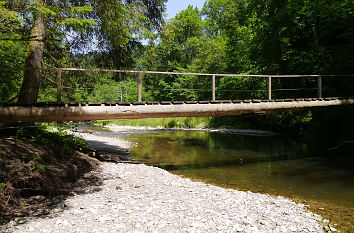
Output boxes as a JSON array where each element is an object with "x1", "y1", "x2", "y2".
[{"x1": 0, "y1": 135, "x2": 100, "y2": 226}]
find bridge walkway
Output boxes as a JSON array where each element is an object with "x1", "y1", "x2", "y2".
[{"x1": 1, "y1": 97, "x2": 353, "y2": 123}]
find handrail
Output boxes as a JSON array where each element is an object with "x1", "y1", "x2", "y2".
[
  {"x1": 1, "y1": 67, "x2": 353, "y2": 78},
  {"x1": 1, "y1": 67, "x2": 353, "y2": 103}
]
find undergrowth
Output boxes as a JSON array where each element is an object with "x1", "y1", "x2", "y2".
[
  {"x1": 0, "y1": 124, "x2": 96, "y2": 225},
  {"x1": 16, "y1": 124, "x2": 88, "y2": 159},
  {"x1": 99, "y1": 117, "x2": 210, "y2": 129}
]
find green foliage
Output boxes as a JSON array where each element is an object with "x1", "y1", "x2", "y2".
[
  {"x1": 31, "y1": 156, "x2": 46, "y2": 171},
  {"x1": 106, "y1": 117, "x2": 209, "y2": 129},
  {"x1": 0, "y1": 0, "x2": 166, "y2": 104},
  {"x1": 0, "y1": 183, "x2": 6, "y2": 191},
  {"x1": 0, "y1": 41, "x2": 26, "y2": 102},
  {"x1": 136, "y1": 0, "x2": 354, "y2": 136},
  {"x1": 0, "y1": 1, "x2": 22, "y2": 32},
  {"x1": 17, "y1": 125, "x2": 88, "y2": 159},
  {"x1": 0, "y1": 2, "x2": 26, "y2": 102},
  {"x1": 1, "y1": 0, "x2": 352, "y2": 137}
]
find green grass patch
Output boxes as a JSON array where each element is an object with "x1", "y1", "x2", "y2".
[
  {"x1": 98, "y1": 117, "x2": 211, "y2": 129},
  {"x1": 16, "y1": 124, "x2": 88, "y2": 160}
]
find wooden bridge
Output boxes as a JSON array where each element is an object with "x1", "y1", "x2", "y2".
[
  {"x1": 0, "y1": 68, "x2": 353, "y2": 123},
  {"x1": 1, "y1": 98, "x2": 353, "y2": 123}
]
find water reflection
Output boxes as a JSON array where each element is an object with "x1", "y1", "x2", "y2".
[{"x1": 128, "y1": 131, "x2": 354, "y2": 208}]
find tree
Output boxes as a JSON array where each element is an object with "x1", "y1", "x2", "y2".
[
  {"x1": 141, "y1": 6, "x2": 205, "y2": 100},
  {"x1": 0, "y1": 1, "x2": 26, "y2": 102},
  {"x1": 3, "y1": 0, "x2": 166, "y2": 104},
  {"x1": 157, "y1": 5, "x2": 203, "y2": 71},
  {"x1": 4, "y1": 0, "x2": 96, "y2": 104},
  {"x1": 137, "y1": 0, "x2": 354, "y2": 136}
]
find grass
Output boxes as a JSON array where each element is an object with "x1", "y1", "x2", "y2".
[{"x1": 97, "y1": 117, "x2": 211, "y2": 129}]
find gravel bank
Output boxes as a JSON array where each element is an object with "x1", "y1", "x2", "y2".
[{"x1": 6, "y1": 132, "x2": 324, "y2": 233}]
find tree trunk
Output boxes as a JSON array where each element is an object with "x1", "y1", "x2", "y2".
[{"x1": 17, "y1": 16, "x2": 45, "y2": 105}]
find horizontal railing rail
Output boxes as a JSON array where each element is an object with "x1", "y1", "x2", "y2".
[
  {"x1": 1, "y1": 67, "x2": 353, "y2": 103},
  {"x1": 2, "y1": 67, "x2": 354, "y2": 77}
]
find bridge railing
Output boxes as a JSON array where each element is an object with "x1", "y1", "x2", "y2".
[{"x1": 1, "y1": 67, "x2": 353, "y2": 103}]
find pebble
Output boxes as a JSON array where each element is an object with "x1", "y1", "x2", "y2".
[
  {"x1": 4, "y1": 133, "x2": 324, "y2": 233},
  {"x1": 323, "y1": 219, "x2": 330, "y2": 225}
]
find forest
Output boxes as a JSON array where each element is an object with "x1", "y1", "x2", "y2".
[{"x1": 0, "y1": 0, "x2": 354, "y2": 139}]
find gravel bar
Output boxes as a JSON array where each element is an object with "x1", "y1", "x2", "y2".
[{"x1": 8, "y1": 132, "x2": 324, "y2": 233}]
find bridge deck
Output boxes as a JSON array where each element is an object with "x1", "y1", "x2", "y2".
[{"x1": 1, "y1": 98, "x2": 353, "y2": 123}]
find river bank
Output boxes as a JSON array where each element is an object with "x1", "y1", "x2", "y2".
[
  {"x1": 0, "y1": 126, "x2": 101, "y2": 228},
  {"x1": 3, "y1": 128, "x2": 328, "y2": 232}
]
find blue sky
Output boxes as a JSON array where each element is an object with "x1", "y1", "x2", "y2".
[{"x1": 165, "y1": 0, "x2": 206, "y2": 19}]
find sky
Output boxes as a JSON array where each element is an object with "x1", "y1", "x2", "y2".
[{"x1": 165, "y1": 0, "x2": 206, "y2": 19}]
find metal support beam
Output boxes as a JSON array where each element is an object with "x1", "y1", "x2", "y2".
[
  {"x1": 56, "y1": 69, "x2": 62, "y2": 103},
  {"x1": 138, "y1": 72, "x2": 142, "y2": 102},
  {"x1": 267, "y1": 76, "x2": 272, "y2": 100},
  {"x1": 212, "y1": 75, "x2": 216, "y2": 101},
  {"x1": 318, "y1": 76, "x2": 322, "y2": 98}
]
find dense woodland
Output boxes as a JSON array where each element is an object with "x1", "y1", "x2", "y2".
[{"x1": 0, "y1": 0, "x2": 354, "y2": 138}]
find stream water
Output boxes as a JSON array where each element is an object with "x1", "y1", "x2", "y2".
[
  {"x1": 76, "y1": 125, "x2": 354, "y2": 231},
  {"x1": 127, "y1": 131, "x2": 354, "y2": 208}
]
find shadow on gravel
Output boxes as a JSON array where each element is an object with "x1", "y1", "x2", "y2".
[
  {"x1": 71, "y1": 170, "x2": 104, "y2": 195},
  {"x1": 84, "y1": 139, "x2": 131, "y2": 163},
  {"x1": 0, "y1": 135, "x2": 104, "y2": 229},
  {"x1": 0, "y1": 167, "x2": 105, "y2": 232}
]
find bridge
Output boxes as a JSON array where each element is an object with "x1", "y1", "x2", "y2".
[{"x1": 0, "y1": 68, "x2": 353, "y2": 123}]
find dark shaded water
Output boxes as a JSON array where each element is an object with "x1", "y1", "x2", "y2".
[{"x1": 127, "y1": 131, "x2": 354, "y2": 209}]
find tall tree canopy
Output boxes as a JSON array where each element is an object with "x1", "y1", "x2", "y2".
[
  {"x1": 1, "y1": 0, "x2": 166, "y2": 104},
  {"x1": 138, "y1": 0, "x2": 354, "y2": 136},
  {"x1": 143, "y1": 0, "x2": 354, "y2": 100}
]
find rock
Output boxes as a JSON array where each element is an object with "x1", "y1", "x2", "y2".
[
  {"x1": 33, "y1": 209, "x2": 49, "y2": 217},
  {"x1": 55, "y1": 219, "x2": 62, "y2": 226},
  {"x1": 30, "y1": 195, "x2": 46, "y2": 202},
  {"x1": 9, "y1": 220, "x2": 18, "y2": 226},
  {"x1": 5, "y1": 146, "x2": 325, "y2": 233},
  {"x1": 62, "y1": 220, "x2": 69, "y2": 227},
  {"x1": 14, "y1": 217, "x2": 24, "y2": 223},
  {"x1": 18, "y1": 219, "x2": 27, "y2": 224},
  {"x1": 280, "y1": 225, "x2": 288, "y2": 232},
  {"x1": 330, "y1": 226, "x2": 337, "y2": 232},
  {"x1": 52, "y1": 197, "x2": 61, "y2": 205},
  {"x1": 99, "y1": 216, "x2": 112, "y2": 222},
  {"x1": 73, "y1": 209, "x2": 82, "y2": 215}
]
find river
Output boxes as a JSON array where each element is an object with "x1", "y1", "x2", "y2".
[{"x1": 76, "y1": 125, "x2": 354, "y2": 231}]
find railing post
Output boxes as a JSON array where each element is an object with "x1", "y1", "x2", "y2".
[
  {"x1": 267, "y1": 76, "x2": 272, "y2": 100},
  {"x1": 138, "y1": 72, "x2": 142, "y2": 102},
  {"x1": 318, "y1": 75, "x2": 322, "y2": 98},
  {"x1": 56, "y1": 69, "x2": 62, "y2": 103},
  {"x1": 212, "y1": 74, "x2": 216, "y2": 101}
]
